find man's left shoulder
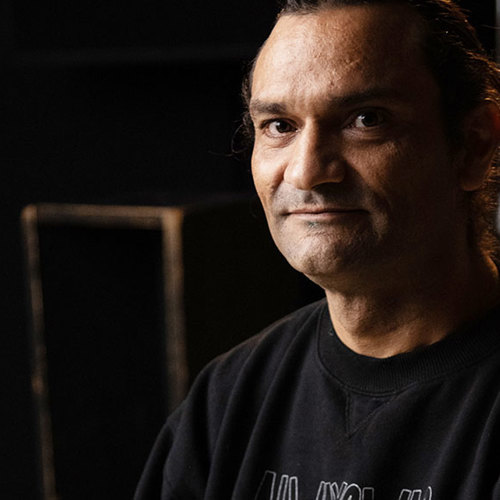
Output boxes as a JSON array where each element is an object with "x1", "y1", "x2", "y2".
[{"x1": 214, "y1": 298, "x2": 328, "y2": 371}]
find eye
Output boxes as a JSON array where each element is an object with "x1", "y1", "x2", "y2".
[
  {"x1": 264, "y1": 119, "x2": 295, "y2": 137},
  {"x1": 351, "y1": 110, "x2": 385, "y2": 128}
]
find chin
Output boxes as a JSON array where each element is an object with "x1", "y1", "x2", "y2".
[
  {"x1": 280, "y1": 233, "x2": 383, "y2": 285},
  {"x1": 285, "y1": 247, "x2": 355, "y2": 280}
]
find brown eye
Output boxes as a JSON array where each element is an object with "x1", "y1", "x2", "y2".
[
  {"x1": 267, "y1": 120, "x2": 294, "y2": 135},
  {"x1": 353, "y1": 111, "x2": 384, "y2": 128}
]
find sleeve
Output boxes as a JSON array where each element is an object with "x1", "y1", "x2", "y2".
[
  {"x1": 132, "y1": 306, "x2": 310, "y2": 499},
  {"x1": 132, "y1": 353, "x2": 231, "y2": 500},
  {"x1": 133, "y1": 405, "x2": 183, "y2": 499},
  {"x1": 492, "y1": 475, "x2": 500, "y2": 499}
]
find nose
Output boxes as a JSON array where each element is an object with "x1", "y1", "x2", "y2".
[{"x1": 283, "y1": 125, "x2": 346, "y2": 190}]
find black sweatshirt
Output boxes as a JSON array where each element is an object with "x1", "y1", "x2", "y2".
[{"x1": 135, "y1": 299, "x2": 500, "y2": 499}]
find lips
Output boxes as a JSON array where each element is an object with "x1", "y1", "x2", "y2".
[
  {"x1": 281, "y1": 207, "x2": 367, "y2": 225},
  {"x1": 285, "y1": 207, "x2": 365, "y2": 215}
]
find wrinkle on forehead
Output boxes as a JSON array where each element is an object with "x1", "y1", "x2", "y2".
[
  {"x1": 273, "y1": 4, "x2": 423, "y2": 56},
  {"x1": 252, "y1": 4, "x2": 426, "y2": 101}
]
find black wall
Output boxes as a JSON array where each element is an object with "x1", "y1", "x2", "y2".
[{"x1": 1, "y1": 1, "x2": 496, "y2": 498}]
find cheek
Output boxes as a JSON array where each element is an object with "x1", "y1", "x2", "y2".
[
  {"x1": 355, "y1": 139, "x2": 458, "y2": 232},
  {"x1": 344, "y1": 142, "x2": 406, "y2": 200},
  {"x1": 350, "y1": 136, "x2": 442, "y2": 191},
  {"x1": 251, "y1": 149, "x2": 284, "y2": 207}
]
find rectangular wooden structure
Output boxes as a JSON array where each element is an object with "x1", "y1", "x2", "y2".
[{"x1": 21, "y1": 200, "x2": 320, "y2": 500}]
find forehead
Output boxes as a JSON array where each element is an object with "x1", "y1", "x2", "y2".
[{"x1": 251, "y1": 4, "x2": 432, "y2": 106}]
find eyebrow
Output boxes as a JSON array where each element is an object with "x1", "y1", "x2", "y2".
[
  {"x1": 249, "y1": 88, "x2": 405, "y2": 116},
  {"x1": 249, "y1": 100, "x2": 287, "y2": 116}
]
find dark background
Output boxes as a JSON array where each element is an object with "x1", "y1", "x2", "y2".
[{"x1": 1, "y1": 1, "x2": 496, "y2": 498}]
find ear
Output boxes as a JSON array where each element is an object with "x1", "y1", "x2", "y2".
[{"x1": 459, "y1": 100, "x2": 500, "y2": 192}]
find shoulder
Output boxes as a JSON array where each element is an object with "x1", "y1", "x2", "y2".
[
  {"x1": 178, "y1": 298, "x2": 328, "y2": 428},
  {"x1": 134, "y1": 299, "x2": 328, "y2": 499},
  {"x1": 198, "y1": 298, "x2": 328, "y2": 389}
]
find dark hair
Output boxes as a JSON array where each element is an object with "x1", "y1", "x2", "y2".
[{"x1": 241, "y1": 0, "x2": 500, "y2": 258}]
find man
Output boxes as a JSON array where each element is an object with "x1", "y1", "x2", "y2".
[{"x1": 135, "y1": 0, "x2": 500, "y2": 498}]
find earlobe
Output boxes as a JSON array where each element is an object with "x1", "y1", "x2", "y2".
[{"x1": 459, "y1": 100, "x2": 500, "y2": 192}]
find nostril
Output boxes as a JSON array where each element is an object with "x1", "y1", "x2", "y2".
[
  {"x1": 284, "y1": 158, "x2": 347, "y2": 190},
  {"x1": 283, "y1": 127, "x2": 346, "y2": 190}
]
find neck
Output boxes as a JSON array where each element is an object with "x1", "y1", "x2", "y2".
[{"x1": 325, "y1": 249, "x2": 499, "y2": 358}]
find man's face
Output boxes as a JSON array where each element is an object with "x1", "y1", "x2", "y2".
[{"x1": 250, "y1": 4, "x2": 465, "y2": 288}]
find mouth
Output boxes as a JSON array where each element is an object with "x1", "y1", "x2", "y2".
[
  {"x1": 283, "y1": 207, "x2": 367, "y2": 224},
  {"x1": 286, "y1": 207, "x2": 365, "y2": 215}
]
